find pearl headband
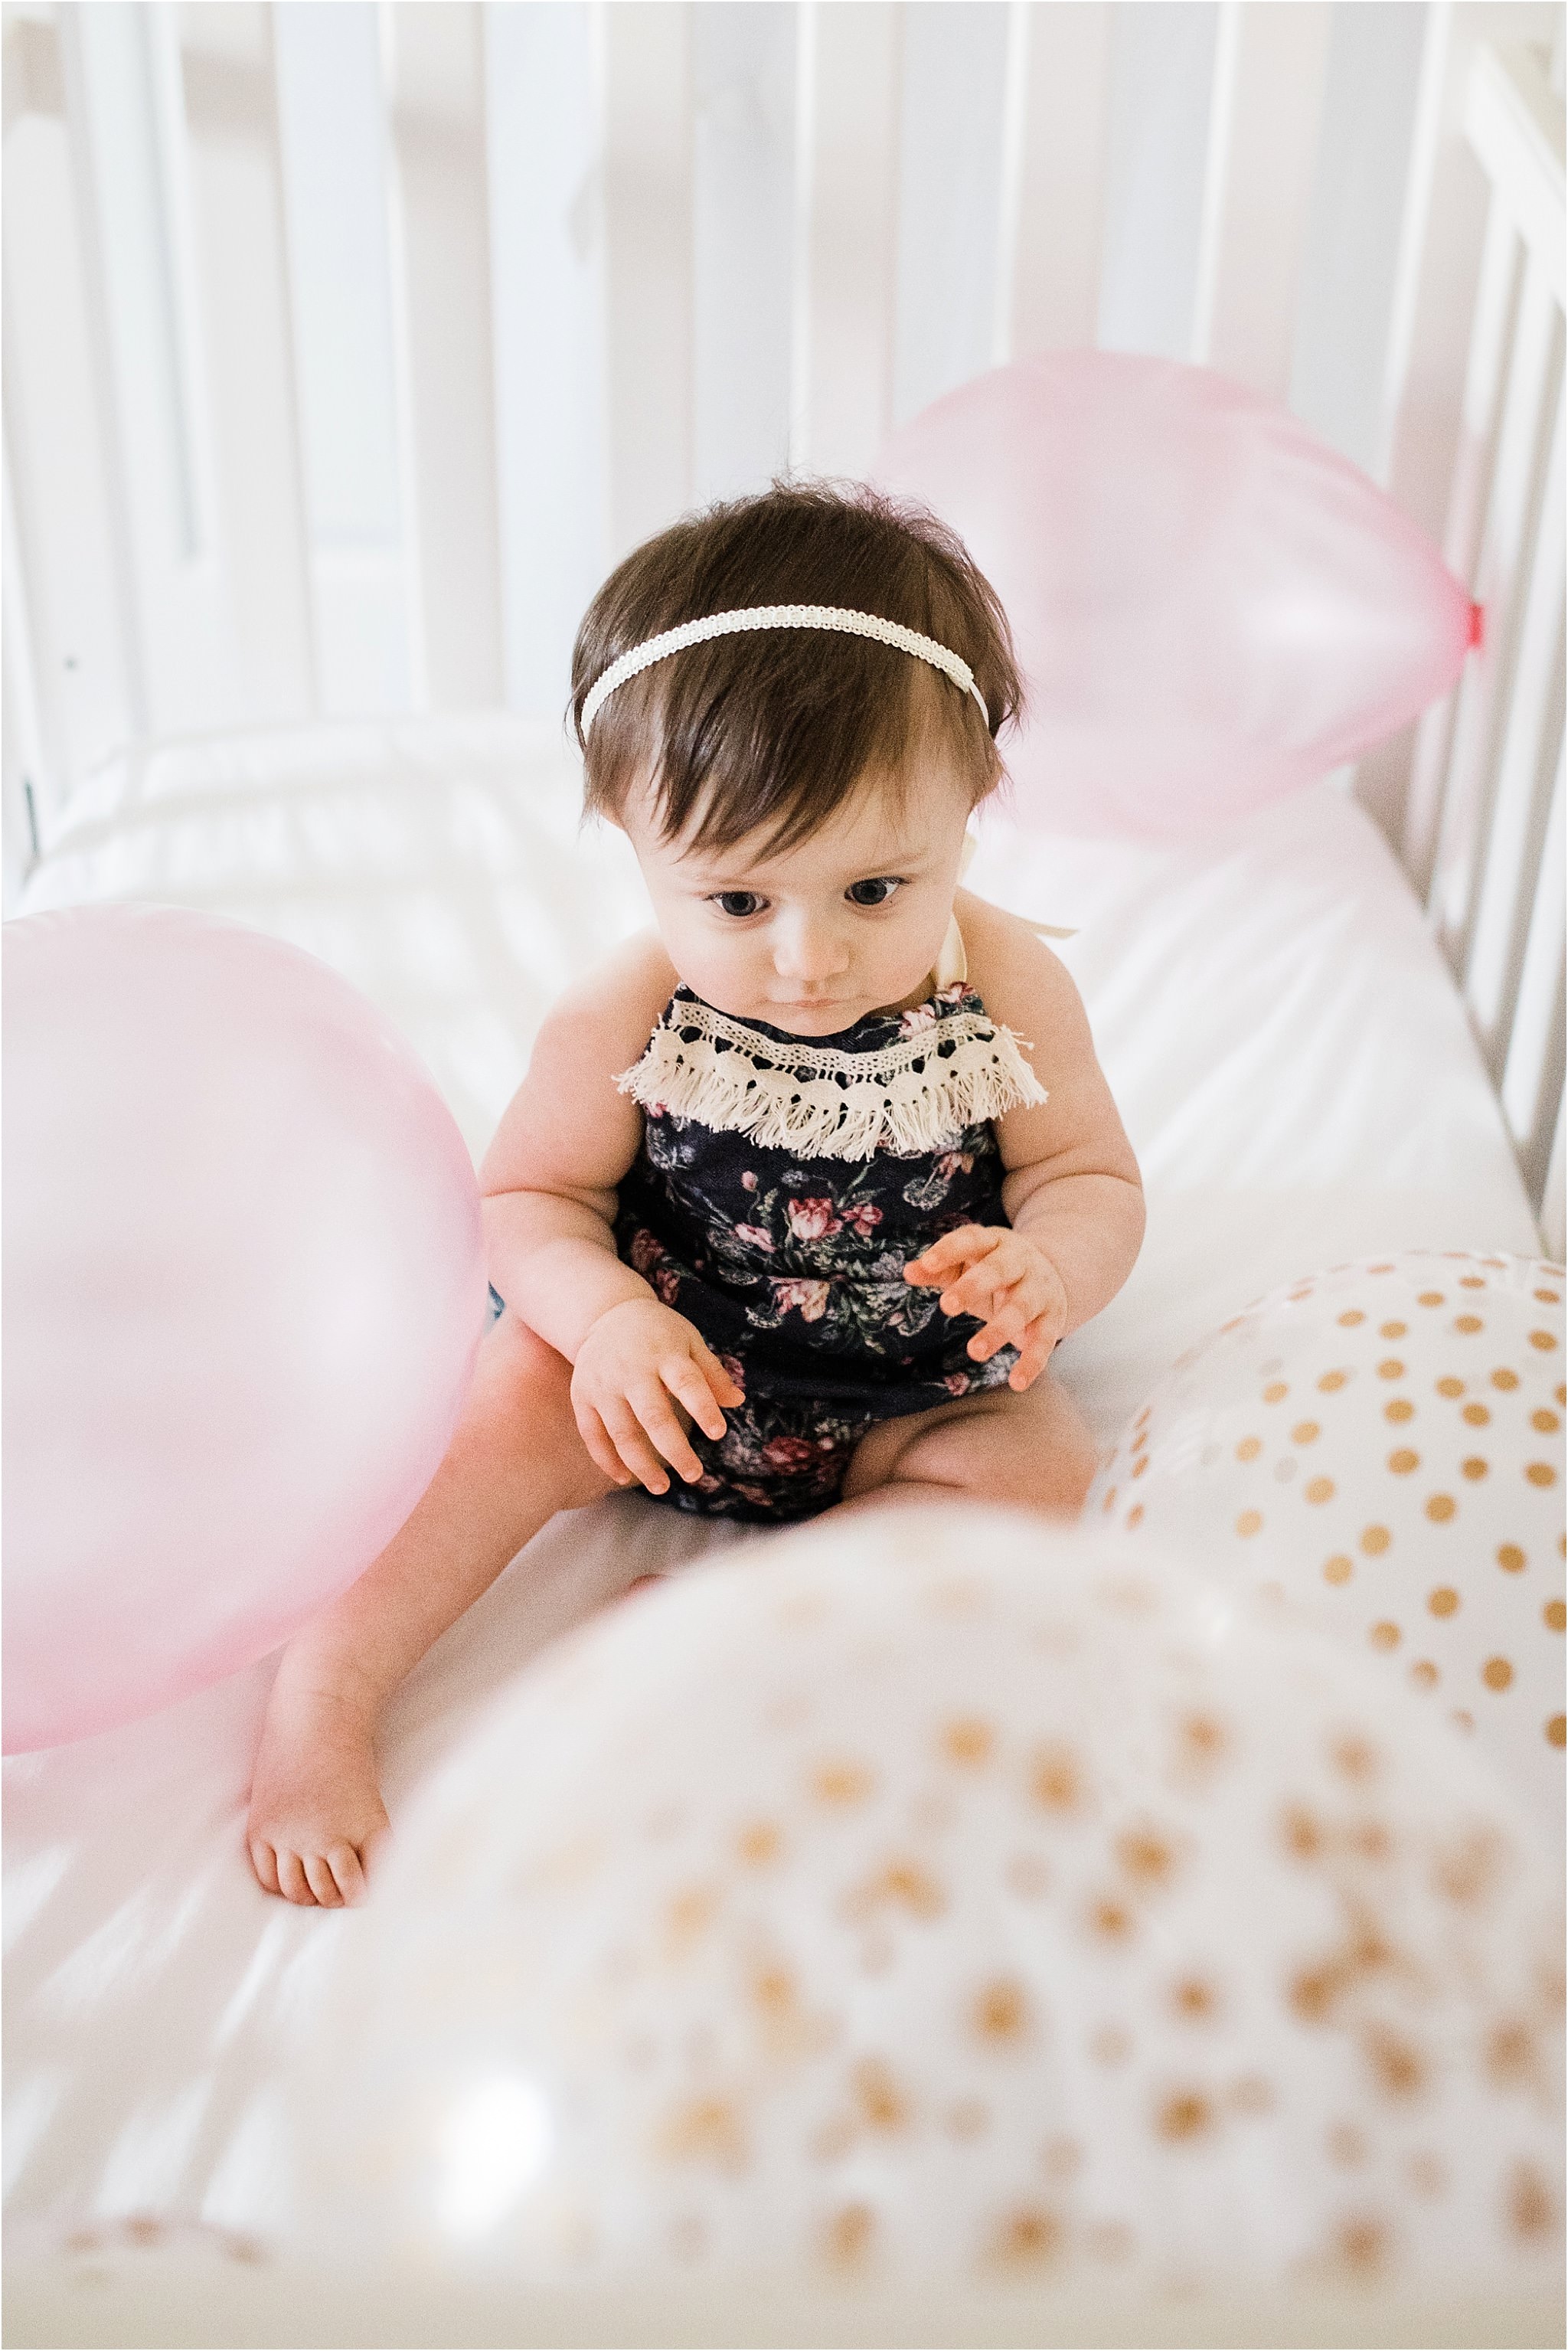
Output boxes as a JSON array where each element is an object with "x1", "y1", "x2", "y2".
[{"x1": 579, "y1": 603, "x2": 993, "y2": 736}]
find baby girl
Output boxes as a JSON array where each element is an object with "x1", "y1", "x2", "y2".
[{"x1": 247, "y1": 482, "x2": 1145, "y2": 1905}]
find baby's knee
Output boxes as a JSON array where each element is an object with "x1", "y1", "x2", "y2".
[
  {"x1": 1031, "y1": 1417, "x2": 1098, "y2": 1517},
  {"x1": 478, "y1": 1312, "x2": 568, "y2": 1407},
  {"x1": 472, "y1": 1316, "x2": 609, "y2": 1506},
  {"x1": 897, "y1": 1399, "x2": 1096, "y2": 1519}
]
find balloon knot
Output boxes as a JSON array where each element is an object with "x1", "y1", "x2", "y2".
[{"x1": 1468, "y1": 600, "x2": 1485, "y2": 651}]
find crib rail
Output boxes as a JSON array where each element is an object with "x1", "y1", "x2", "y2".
[
  {"x1": 1403, "y1": 37, "x2": 1565, "y2": 1257},
  {"x1": 3, "y1": 1, "x2": 1563, "y2": 1247}
]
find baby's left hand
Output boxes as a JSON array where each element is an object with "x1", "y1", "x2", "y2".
[{"x1": 904, "y1": 1225, "x2": 1069, "y2": 1392}]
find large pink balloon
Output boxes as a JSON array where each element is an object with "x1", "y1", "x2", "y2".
[
  {"x1": 873, "y1": 352, "x2": 1475, "y2": 836},
  {"x1": 2, "y1": 907, "x2": 487, "y2": 1752}
]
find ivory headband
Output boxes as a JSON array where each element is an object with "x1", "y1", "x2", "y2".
[{"x1": 579, "y1": 603, "x2": 992, "y2": 737}]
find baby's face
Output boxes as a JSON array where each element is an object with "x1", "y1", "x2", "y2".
[{"x1": 620, "y1": 747, "x2": 975, "y2": 1035}]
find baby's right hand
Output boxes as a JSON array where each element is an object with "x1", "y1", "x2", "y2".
[{"x1": 571, "y1": 1299, "x2": 743, "y2": 1495}]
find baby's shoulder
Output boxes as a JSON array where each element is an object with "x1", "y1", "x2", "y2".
[
  {"x1": 544, "y1": 930, "x2": 679, "y2": 1048},
  {"x1": 955, "y1": 888, "x2": 1080, "y2": 1029},
  {"x1": 554, "y1": 926, "x2": 677, "y2": 1020}
]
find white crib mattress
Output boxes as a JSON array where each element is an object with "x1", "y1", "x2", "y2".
[{"x1": 5, "y1": 714, "x2": 1544, "y2": 2262}]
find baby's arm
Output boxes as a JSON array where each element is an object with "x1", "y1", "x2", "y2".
[
  {"x1": 482, "y1": 933, "x2": 741, "y2": 1493},
  {"x1": 904, "y1": 892, "x2": 1145, "y2": 1388}
]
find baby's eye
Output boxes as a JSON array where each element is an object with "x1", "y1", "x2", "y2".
[
  {"x1": 711, "y1": 890, "x2": 766, "y2": 918},
  {"x1": 846, "y1": 877, "x2": 903, "y2": 908}
]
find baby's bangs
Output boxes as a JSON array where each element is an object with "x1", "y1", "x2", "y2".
[
  {"x1": 661, "y1": 634, "x2": 956, "y2": 857},
  {"x1": 592, "y1": 638, "x2": 993, "y2": 860}
]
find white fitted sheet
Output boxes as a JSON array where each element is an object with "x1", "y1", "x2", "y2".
[{"x1": 5, "y1": 714, "x2": 1544, "y2": 2252}]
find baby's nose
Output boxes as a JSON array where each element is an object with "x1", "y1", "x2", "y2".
[{"x1": 773, "y1": 913, "x2": 850, "y2": 983}]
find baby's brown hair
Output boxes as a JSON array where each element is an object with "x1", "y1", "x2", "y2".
[{"x1": 570, "y1": 480, "x2": 1022, "y2": 855}]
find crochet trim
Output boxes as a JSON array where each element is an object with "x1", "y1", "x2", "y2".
[{"x1": 616, "y1": 995, "x2": 1049, "y2": 1160}]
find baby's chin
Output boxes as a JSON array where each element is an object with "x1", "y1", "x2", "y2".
[
  {"x1": 755, "y1": 998, "x2": 871, "y2": 1037},
  {"x1": 706, "y1": 986, "x2": 921, "y2": 1038}
]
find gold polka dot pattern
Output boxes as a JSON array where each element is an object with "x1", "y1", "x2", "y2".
[
  {"x1": 1090, "y1": 1254, "x2": 1566, "y2": 1833},
  {"x1": 301, "y1": 1509, "x2": 1564, "y2": 2298}
]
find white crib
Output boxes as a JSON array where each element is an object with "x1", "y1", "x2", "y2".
[
  {"x1": 3, "y1": 0, "x2": 1564, "y2": 1249},
  {"x1": 5, "y1": 12, "x2": 1567, "y2": 2342}
]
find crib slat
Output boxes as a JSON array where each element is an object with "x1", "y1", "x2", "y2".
[
  {"x1": 1465, "y1": 37, "x2": 1566, "y2": 302},
  {"x1": 1004, "y1": 0, "x2": 1114, "y2": 356},
  {"x1": 54, "y1": 3, "x2": 148, "y2": 741},
  {"x1": 2, "y1": 33, "x2": 137, "y2": 789},
  {"x1": 892, "y1": 0, "x2": 1010, "y2": 424},
  {"x1": 1186, "y1": 0, "x2": 1241, "y2": 368},
  {"x1": 1464, "y1": 378, "x2": 1565, "y2": 1074},
  {"x1": 691, "y1": 3, "x2": 796, "y2": 502},
  {"x1": 383, "y1": 3, "x2": 502, "y2": 709},
  {"x1": 1288, "y1": 1, "x2": 1431, "y2": 476},
  {"x1": 988, "y1": 0, "x2": 1032, "y2": 366},
  {"x1": 1401, "y1": 191, "x2": 1522, "y2": 896},
  {"x1": 377, "y1": 5, "x2": 429, "y2": 715},
  {"x1": 2, "y1": 438, "x2": 51, "y2": 897},
  {"x1": 59, "y1": 3, "x2": 239, "y2": 737},
  {"x1": 1540, "y1": 1094, "x2": 1566, "y2": 1264},
  {"x1": 1429, "y1": 251, "x2": 1559, "y2": 974},
  {"x1": 272, "y1": 1, "x2": 416, "y2": 715},
  {"x1": 1382, "y1": 11, "x2": 1511, "y2": 558},
  {"x1": 603, "y1": 2, "x2": 693, "y2": 556},
  {"x1": 1096, "y1": 0, "x2": 1223, "y2": 362},
  {"x1": 484, "y1": 1, "x2": 607, "y2": 717},
  {"x1": 139, "y1": 5, "x2": 220, "y2": 563},
  {"x1": 1499, "y1": 737, "x2": 1566, "y2": 1221},
  {"x1": 1196, "y1": 0, "x2": 1331, "y2": 397},
  {"x1": 793, "y1": 1, "x2": 899, "y2": 475},
  {"x1": 178, "y1": 4, "x2": 318, "y2": 726},
  {"x1": 1370, "y1": 0, "x2": 1453, "y2": 493}
]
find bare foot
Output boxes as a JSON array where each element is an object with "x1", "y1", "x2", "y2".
[{"x1": 246, "y1": 1681, "x2": 390, "y2": 1906}]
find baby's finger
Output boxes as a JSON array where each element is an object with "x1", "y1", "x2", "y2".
[
  {"x1": 576, "y1": 1404, "x2": 635, "y2": 1488},
  {"x1": 985, "y1": 1271, "x2": 1041, "y2": 1334},
  {"x1": 628, "y1": 1381, "x2": 707, "y2": 1486},
  {"x1": 1008, "y1": 1323, "x2": 1058, "y2": 1391},
  {"x1": 965, "y1": 1273, "x2": 1044, "y2": 1359},
  {"x1": 600, "y1": 1402, "x2": 673, "y2": 1495},
  {"x1": 692, "y1": 1340, "x2": 745, "y2": 1407},
  {"x1": 662, "y1": 1354, "x2": 730, "y2": 1441},
  {"x1": 967, "y1": 1313, "x2": 1025, "y2": 1362},
  {"x1": 939, "y1": 1257, "x2": 1017, "y2": 1320},
  {"x1": 905, "y1": 1225, "x2": 999, "y2": 1285}
]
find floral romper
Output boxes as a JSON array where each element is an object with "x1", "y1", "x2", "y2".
[{"x1": 606, "y1": 929, "x2": 1050, "y2": 1523}]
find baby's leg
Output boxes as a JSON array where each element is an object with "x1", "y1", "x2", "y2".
[
  {"x1": 838, "y1": 1370, "x2": 1098, "y2": 1520},
  {"x1": 247, "y1": 1313, "x2": 613, "y2": 1907}
]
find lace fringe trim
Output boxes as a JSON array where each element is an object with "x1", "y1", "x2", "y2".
[{"x1": 616, "y1": 996, "x2": 1049, "y2": 1159}]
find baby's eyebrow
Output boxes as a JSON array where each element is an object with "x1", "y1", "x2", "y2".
[
  {"x1": 679, "y1": 839, "x2": 934, "y2": 888},
  {"x1": 680, "y1": 865, "x2": 766, "y2": 889}
]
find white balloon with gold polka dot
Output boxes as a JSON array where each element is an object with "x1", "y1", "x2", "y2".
[
  {"x1": 1091, "y1": 1252, "x2": 1565, "y2": 1825},
  {"x1": 299, "y1": 1508, "x2": 1561, "y2": 2304}
]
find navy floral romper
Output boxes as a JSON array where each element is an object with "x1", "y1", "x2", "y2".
[{"x1": 609, "y1": 963, "x2": 1049, "y2": 1523}]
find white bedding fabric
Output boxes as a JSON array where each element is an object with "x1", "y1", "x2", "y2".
[{"x1": 4, "y1": 714, "x2": 1544, "y2": 2258}]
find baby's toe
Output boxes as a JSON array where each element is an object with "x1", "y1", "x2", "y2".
[
  {"x1": 248, "y1": 1839, "x2": 282, "y2": 1898},
  {"x1": 302, "y1": 1850, "x2": 347, "y2": 1907},
  {"x1": 325, "y1": 1842, "x2": 368, "y2": 1906},
  {"x1": 274, "y1": 1847, "x2": 318, "y2": 1905}
]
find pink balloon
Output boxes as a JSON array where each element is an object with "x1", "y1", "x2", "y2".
[
  {"x1": 2, "y1": 907, "x2": 486, "y2": 1752},
  {"x1": 872, "y1": 352, "x2": 1475, "y2": 836}
]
